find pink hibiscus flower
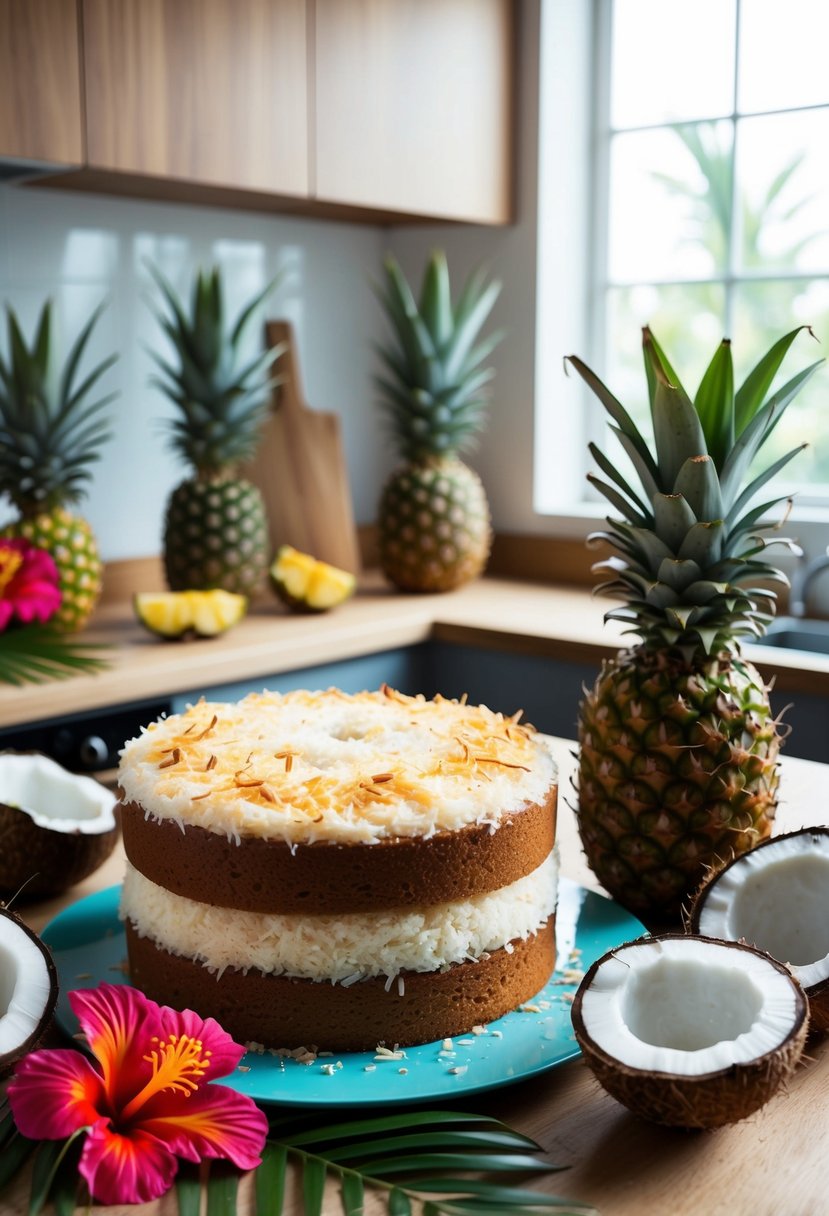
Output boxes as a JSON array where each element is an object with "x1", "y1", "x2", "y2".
[
  {"x1": 0, "y1": 538, "x2": 61, "y2": 630},
  {"x1": 7, "y1": 984, "x2": 268, "y2": 1206}
]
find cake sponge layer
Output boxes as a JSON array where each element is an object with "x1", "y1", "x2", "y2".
[
  {"x1": 126, "y1": 917, "x2": 556, "y2": 1051},
  {"x1": 117, "y1": 688, "x2": 556, "y2": 846},
  {"x1": 120, "y1": 850, "x2": 558, "y2": 983},
  {"x1": 120, "y1": 786, "x2": 556, "y2": 914}
]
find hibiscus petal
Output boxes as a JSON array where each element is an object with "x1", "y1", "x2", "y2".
[
  {"x1": 80, "y1": 1122, "x2": 179, "y2": 1206},
  {"x1": 140, "y1": 1083, "x2": 268, "y2": 1171},
  {"x1": 158, "y1": 1003, "x2": 245, "y2": 1078},
  {"x1": 69, "y1": 984, "x2": 164, "y2": 1110},
  {"x1": 7, "y1": 1049, "x2": 105, "y2": 1139}
]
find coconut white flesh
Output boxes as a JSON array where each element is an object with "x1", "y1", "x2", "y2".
[
  {"x1": 696, "y1": 832, "x2": 829, "y2": 990},
  {"x1": 0, "y1": 753, "x2": 116, "y2": 833},
  {"x1": 0, "y1": 922, "x2": 53, "y2": 1056},
  {"x1": 579, "y1": 937, "x2": 800, "y2": 1076}
]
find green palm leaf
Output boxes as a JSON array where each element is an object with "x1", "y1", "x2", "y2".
[
  {"x1": 340, "y1": 1171, "x2": 364, "y2": 1216},
  {"x1": 0, "y1": 629, "x2": 110, "y2": 686},
  {"x1": 175, "y1": 1166, "x2": 202, "y2": 1216},
  {"x1": 255, "y1": 1142, "x2": 287, "y2": 1216},
  {"x1": 206, "y1": 1170, "x2": 240, "y2": 1216}
]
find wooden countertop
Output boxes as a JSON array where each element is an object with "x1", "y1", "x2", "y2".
[
  {"x1": 4, "y1": 739, "x2": 829, "y2": 1216},
  {"x1": 3, "y1": 573, "x2": 829, "y2": 731}
]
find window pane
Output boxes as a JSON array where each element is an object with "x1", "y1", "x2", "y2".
[
  {"x1": 609, "y1": 124, "x2": 733, "y2": 283},
  {"x1": 611, "y1": 0, "x2": 735, "y2": 128},
  {"x1": 601, "y1": 284, "x2": 726, "y2": 448},
  {"x1": 737, "y1": 111, "x2": 829, "y2": 274},
  {"x1": 732, "y1": 280, "x2": 829, "y2": 488},
  {"x1": 738, "y1": 0, "x2": 829, "y2": 114}
]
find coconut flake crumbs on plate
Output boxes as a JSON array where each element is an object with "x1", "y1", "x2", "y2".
[
  {"x1": 364, "y1": 1064, "x2": 376, "y2": 1072},
  {"x1": 491, "y1": 1029, "x2": 503, "y2": 1038},
  {"x1": 448, "y1": 1065, "x2": 468, "y2": 1076},
  {"x1": 74, "y1": 972, "x2": 92, "y2": 980},
  {"x1": 456, "y1": 1039, "x2": 475, "y2": 1047},
  {"x1": 374, "y1": 1046, "x2": 407, "y2": 1061},
  {"x1": 520, "y1": 1003, "x2": 542, "y2": 1014},
  {"x1": 398, "y1": 1068, "x2": 408, "y2": 1075},
  {"x1": 442, "y1": 1037, "x2": 453, "y2": 1050},
  {"x1": 321, "y1": 1064, "x2": 336, "y2": 1076},
  {"x1": 471, "y1": 1024, "x2": 488, "y2": 1035},
  {"x1": 237, "y1": 1065, "x2": 251, "y2": 1073}
]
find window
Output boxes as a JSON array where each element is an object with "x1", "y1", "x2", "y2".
[{"x1": 535, "y1": 0, "x2": 829, "y2": 515}]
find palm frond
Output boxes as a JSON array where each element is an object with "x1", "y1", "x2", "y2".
[
  {"x1": 0, "y1": 628, "x2": 110, "y2": 686},
  {"x1": 0, "y1": 1109, "x2": 592, "y2": 1216}
]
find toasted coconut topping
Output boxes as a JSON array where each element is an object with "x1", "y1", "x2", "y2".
[{"x1": 118, "y1": 688, "x2": 555, "y2": 844}]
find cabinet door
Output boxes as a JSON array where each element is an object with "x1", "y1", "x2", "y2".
[
  {"x1": 82, "y1": 0, "x2": 309, "y2": 196},
  {"x1": 0, "y1": 0, "x2": 83, "y2": 164},
  {"x1": 314, "y1": 0, "x2": 514, "y2": 224}
]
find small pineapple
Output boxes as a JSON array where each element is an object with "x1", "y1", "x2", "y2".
[
  {"x1": 0, "y1": 303, "x2": 115, "y2": 632},
  {"x1": 375, "y1": 252, "x2": 502, "y2": 592},
  {"x1": 569, "y1": 326, "x2": 822, "y2": 918},
  {"x1": 148, "y1": 266, "x2": 281, "y2": 597}
]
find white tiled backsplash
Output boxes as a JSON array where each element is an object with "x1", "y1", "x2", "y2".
[{"x1": 0, "y1": 183, "x2": 389, "y2": 561}]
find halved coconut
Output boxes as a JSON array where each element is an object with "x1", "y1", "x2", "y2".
[
  {"x1": 689, "y1": 828, "x2": 829, "y2": 1033},
  {"x1": 572, "y1": 934, "x2": 808, "y2": 1129},
  {"x1": 0, "y1": 906, "x2": 58, "y2": 1074},
  {"x1": 0, "y1": 752, "x2": 118, "y2": 897}
]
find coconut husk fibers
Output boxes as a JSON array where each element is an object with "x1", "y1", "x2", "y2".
[
  {"x1": 571, "y1": 934, "x2": 809, "y2": 1129},
  {"x1": 0, "y1": 800, "x2": 118, "y2": 898}
]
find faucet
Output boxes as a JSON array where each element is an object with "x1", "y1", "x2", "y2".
[{"x1": 789, "y1": 546, "x2": 829, "y2": 618}]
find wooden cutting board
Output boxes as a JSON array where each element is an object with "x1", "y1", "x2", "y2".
[{"x1": 242, "y1": 320, "x2": 361, "y2": 575}]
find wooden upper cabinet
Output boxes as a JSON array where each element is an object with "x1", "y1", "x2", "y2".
[
  {"x1": 313, "y1": 0, "x2": 514, "y2": 224},
  {"x1": 0, "y1": 0, "x2": 83, "y2": 164},
  {"x1": 81, "y1": 0, "x2": 310, "y2": 197}
]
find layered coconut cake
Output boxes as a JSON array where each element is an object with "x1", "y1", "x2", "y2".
[{"x1": 118, "y1": 686, "x2": 558, "y2": 1050}]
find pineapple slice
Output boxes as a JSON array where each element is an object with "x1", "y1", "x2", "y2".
[
  {"x1": 270, "y1": 546, "x2": 356, "y2": 612},
  {"x1": 134, "y1": 590, "x2": 247, "y2": 639}
]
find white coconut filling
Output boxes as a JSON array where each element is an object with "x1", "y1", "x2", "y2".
[
  {"x1": 0, "y1": 928, "x2": 52, "y2": 1056},
  {"x1": 120, "y1": 848, "x2": 558, "y2": 983},
  {"x1": 697, "y1": 834, "x2": 829, "y2": 989},
  {"x1": 117, "y1": 689, "x2": 556, "y2": 845},
  {"x1": 580, "y1": 937, "x2": 799, "y2": 1076},
  {"x1": 0, "y1": 753, "x2": 116, "y2": 832}
]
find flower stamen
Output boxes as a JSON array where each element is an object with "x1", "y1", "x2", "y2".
[{"x1": 120, "y1": 1034, "x2": 212, "y2": 1121}]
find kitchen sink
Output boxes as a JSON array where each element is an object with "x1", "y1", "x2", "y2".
[{"x1": 754, "y1": 617, "x2": 829, "y2": 656}]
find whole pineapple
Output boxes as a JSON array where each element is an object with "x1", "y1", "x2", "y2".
[
  {"x1": 149, "y1": 267, "x2": 281, "y2": 597},
  {"x1": 376, "y1": 252, "x2": 502, "y2": 592},
  {"x1": 0, "y1": 302, "x2": 115, "y2": 632},
  {"x1": 569, "y1": 326, "x2": 822, "y2": 918}
]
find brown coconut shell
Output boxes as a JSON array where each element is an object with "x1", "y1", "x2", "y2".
[
  {"x1": 0, "y1": 800, "x2": 118, "y2": 899},
  {"x1": 571, "y1": 933, "x2": 809, "y2": 1130},
  {"x1": 687, "y1": 828, "x2": 829, "y2": 1034},
  {"x1": 0, "y1": 906, "x2": 58, "y2": 1076}
]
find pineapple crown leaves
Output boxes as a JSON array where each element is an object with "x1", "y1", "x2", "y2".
[
  {"x1": 566, "y1": 325, "x2": 824, "y2": 654},
  {"x1": 374, "y1": 251, "x2": 503, "y2": 463},
  {"x1": 146, "y1": 263, "x2": 284, "y2": 475},
  {"x1": 0, "y1": 301, "x2": 116, "y2": 513}
]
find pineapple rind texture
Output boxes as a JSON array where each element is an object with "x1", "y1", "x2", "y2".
[
  {"x1": 0, "y1": 302, "x2": 114, "y2": 633},
  {"x1": 5, "y1": 508, "x2": 102, "y2": 633},
  {"x1": 379, "y1": 458, "x2": 491, "y2": 593},
  {"x1": 568, "y1": 328, "x2": 821, "y2": 918},
  {"x1": 578, "y1": 650, "x2": 779, "y2": 917},
  {"x1": 375, "y1": 253, "x2": 501, "y2": 594},
  {"x1": 163, "y1": 477, "x2": 269, "y2": 597}
]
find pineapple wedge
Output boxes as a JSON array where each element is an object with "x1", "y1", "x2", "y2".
[
  {"x1": 134, "y1": 590, "x2": 247, "y2": 639},
  {"x1": 270, "y1": 546, "x2": 356, "y2": 612}
]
